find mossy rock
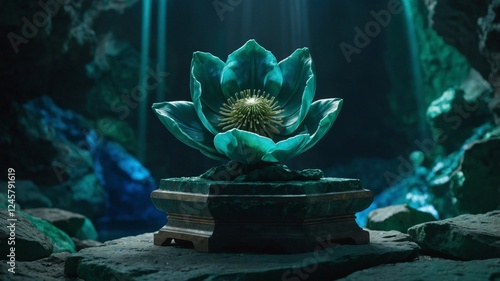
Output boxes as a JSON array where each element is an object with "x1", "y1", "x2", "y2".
[{"x1": 22, "y1": 213, "x2": 75, "y2": 254}]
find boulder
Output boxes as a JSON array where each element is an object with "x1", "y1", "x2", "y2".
[
  {"x1": 452, "y1": 138, "x2": 500, "y2": 214},
  {"x1": 367, "y1": 204, "x2": 436, "y2": 233},
  {"x1": 408, "y1": 211, "x2": 500, "y2": 260},
  {"x1": 65, "y1": 230, "x2": 419, "y2": 281},
  {"x1": 22, "y1": 214, "x2": 75, "y2": 254},
  {"x1": 23, "y1": 208, "x2": 86, "y2": 237},
  {"x1": 0, "y1": 211, "x2": 53, "y2": 261}
]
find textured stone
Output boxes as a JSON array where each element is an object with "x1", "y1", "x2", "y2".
[
  {"x1": 339, "y1": 257, "x2": 500, "y2": 281},
  {"x1": 152, "y1": 177, "x2": 372, "y2": 253},
  {"x1": 367, "y1": 204, "x2": 436, "y2": 233},
  {"x1": 65, "y1": 230, "x2": 419, "y2": 281},
  {"x1": 200, "y1": 161, "x2": 324, "y2": 182},
  {"x1": 452, "y1": 138, "x2": 500, "y2": 214},
  {"x1": 408, "y1": 211, "x2": 500, "y2": 260},
  {"x1": 0, "y1": 211, "x2": 53, "y2": 261},
  {"x1": 23, "y1": 213, "x2": 76, "y2": 254},
  {"x1": 0, "y1": 252, "x2": 70, "y2": 280},
  {"x1": 479, "y1": 0, "x2": 500, "y2": 125},
  {"x1": 72, "y1": 238, "x2": 103, "y2": 251},
  {"x1": 431, "y1": 0, "x2": 491, "y2": 77},
  {"x1": 426, "y1": 87, "x2": 491, "y2": 153},
  {"x1": 23, "y1": 208, "x2": 86, "y2": 237}
]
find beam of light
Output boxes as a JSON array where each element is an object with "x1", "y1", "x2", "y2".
[
  {"x1": 138, "y1": 0, "x2": 152, "y2": 162},
  {"x1": 156, "y1": 0, "x2": 167, "y2": 102},
  {"x1": 403, "y1": 0, "x2": 428, "y2": 140}
]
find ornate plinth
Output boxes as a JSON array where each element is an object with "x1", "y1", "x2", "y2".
[{"x1": 150, "y1": 177, "x2": 373, "y2": 253}]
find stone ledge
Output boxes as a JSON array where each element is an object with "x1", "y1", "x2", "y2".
[
  {"x1": 339, "y1": 257, "x2": 500, "y2": 281},
  {"x1": 64, "y1": 230, "x2": 419, "y2": 281}
]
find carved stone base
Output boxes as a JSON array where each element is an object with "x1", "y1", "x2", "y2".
[{"x1": 150, "y1": 177, "x2": 373, "y2": 253}]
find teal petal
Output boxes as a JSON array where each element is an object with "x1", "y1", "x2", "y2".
[
  {"x1": 190, "y1": 52, "x2": 227, "y2": 134},
  {"x1": 220, "y1": 40, "x2": 283, "y2": 98},
  {"x1": 152, "y1": 101, "x2": 226, "y2": 161},
  {"x1": 262, "y1": 134, "x2": 310, "y2": 163},
  {"x1": 293, "y1": 98, "x2": 343, "y2": 155},
  {"x1": 214, "y1": 129, "x2": 276, "y2": 165},
  {"x1": 277, "y1": 48, "x2": 316, "y2": 135}
]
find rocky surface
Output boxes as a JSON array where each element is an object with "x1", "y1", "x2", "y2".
[
  {"x1": 408, "y1": 211, "x2": 500, "y2": 260},
  {"x1": 0, "y1": 252, "x2": 71, "y2": 281},
  {"x1": 3, "y1": 212, "x2": 499, "y2": 280},
  {"x1": 431, "y1": 0, "x2": 500, "y2": 124},
  {"x1": 426, "y1": 87, "x2": 491, "y2": 153},
  {"x1": 479, "y1": 0, "x2": 500, "y2": 125},
  {"x1": 200, "y1": 161, "x2": 324, "y2": 182},
  {"x1": 339, "y1": 257, "x2": 500, "y2": 281},
  {"x1": 431, "y1": 0, "x2": 491, "y2": 78},
  {"x1": 3, "y1": 96, "x2": 162, "y2": 226},
  {"x1": 0, "y1": 211, "x2": 53, "y2": 261},
  {"x1": 65, "y1": 230, "x2": 419, "y2": 281},
  {"x1": 367, "y1": 204, "x2": 436, "y2": 233},
  {"x1": 23, "y1": 208, "x2": 86, "y2": 237},
  {"x1": 72, "y1": 238, "x2": 103, "y2": 252}
]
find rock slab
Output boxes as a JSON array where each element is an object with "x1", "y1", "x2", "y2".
[
  {"x1": 23, "y1": 208, "x2": 86, "y2": 237},
  {"x1": 408, "y1": 210, "x2": 500, "y2": 260},
  {"x1": 0, "y1": 211, "x2": 53, "y2": 261},
  {"x1": 367, "y1": 204, "x2": 436, "y2": 233},
  {"x1": 339, "y1": 257, "x2": 500, "y2": 281},
  {"x1": 65, "y1": 230, "x2": 419, "y2": 281},
  {"x1": 0, "y1": 252, "x2": 70, "y2": 281}
]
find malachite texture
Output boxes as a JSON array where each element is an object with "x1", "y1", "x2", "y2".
[{"x1": 153, "y1": 39, "x2": 343, "y2": 165}]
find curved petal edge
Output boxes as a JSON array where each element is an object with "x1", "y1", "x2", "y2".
[{"x1": 152, "y1": 101, "x2": 227, "y2": 161}]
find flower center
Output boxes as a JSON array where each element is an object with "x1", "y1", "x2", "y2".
[{"x1": 219, "y1": 89, "x2": 284, "y2": 138}]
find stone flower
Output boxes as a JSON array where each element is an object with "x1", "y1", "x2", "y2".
[{"x1": 153, "y1": 40, "x2": 343, "y2": 165}]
